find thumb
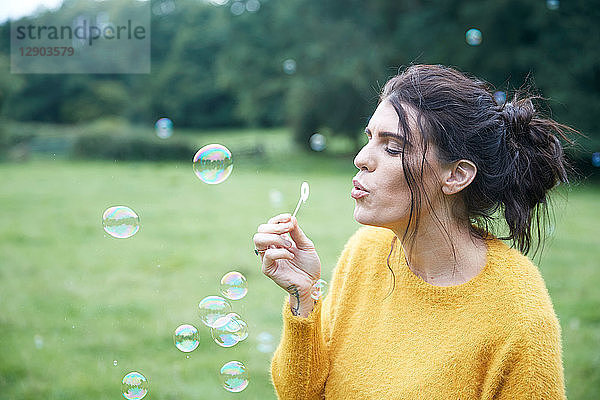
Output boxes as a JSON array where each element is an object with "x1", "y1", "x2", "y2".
[{"x1": 288, "y1": 216, "x2": 314, "y2": 249}]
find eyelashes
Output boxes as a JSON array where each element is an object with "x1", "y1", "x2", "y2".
[
  {"x1": 363, "y1": 133, "x2": 404, "y2": 156},
  {"x1": 385, "y1": 148, "x2": 403, "y2": 156}
]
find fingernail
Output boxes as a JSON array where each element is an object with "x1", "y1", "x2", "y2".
[{"x1": 284, "y1": 240, "x2": 292, "y2": 247}]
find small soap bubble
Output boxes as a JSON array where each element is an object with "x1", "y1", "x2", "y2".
[
  {"x1": 220, "y1": 271, "x2": 248, "y2": 300},
  {"x1": 493, "y1": 91, "x2": 506, "y2": 106},
  {"x1": 569, "y1": 317, "x2": 580, "y2": 331},
  {"x1": 310, "y1": 279, "x2": 328, "y2": 300},
  {"x1": 198, "y1": 296, "x2": 232, "y2": 328},
  {"x1": 174, "y1": 324, "x2": 200, "y2": 353},
  {"x1": 282, "y1": 59, "x2": 296, "y2": 74},
  {"x1": 193, "y1": 144, "x2": 233, "y2": 184},
  {"x1": 246, "y1": 0, "x2": 260, "y2": 12},
  {"x1": 114, "y1": 360, "x2": 118, "y2": 366},
  {"x1": 465, "y1": 28, "x2": 482, "y2": 46},
  {"x1": 186, "y1": 355, "x2": 190, "y2": 359},
  {"x1": 591, "y1": 152, "x2": 600, "y2": 167},
  {"x1": 155, "y1": 117, "x2": 173, "y2": 139},
  {"x1": 309, "y1": 133, "x2": 326, "y2": 151},
  {"x1": 152, "y1": 0, "x2": 175, "y2": 16},
  {"x1": 269, "y1": 189, "x2": 284, "y2": 208},
  {"x1": 102, "y1": 206, "x2": 140, "y2": 239},
  {"x1": 257, "y1": 331, "x2": 274, "y2": 353},
  {"x1": 220, "y1": 361, "x2": 249, "y2": 393},
  {"x1": 209, "y1": 0, "x2": 228, "y2": 5},
  {"x1": 227, "y1": 313, "x2": 249, "y2": 341},
  {"x1": 230, "y1": 1, "x2": 245, "y2": 15},
  {"x1": 546, "y1": 0, "x2": 559, "y2": 10},
  {"x1": 122, "y1": 371, "x2": 148, "y2": 400},
  {"x1": 34, "y1": 334, "x2": 44, "y2": 349},
  {"x1": 211, "y1": 316, "x2": 242, "y2": 348}
]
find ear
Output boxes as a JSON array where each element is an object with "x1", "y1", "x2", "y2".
[{"x1": 441, "y1": 159, "x2": 477, "y2": 195}]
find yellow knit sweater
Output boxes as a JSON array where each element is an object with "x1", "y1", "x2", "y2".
[{"x1": 271, "y1": 226, "x2": 566, "y2": 399}]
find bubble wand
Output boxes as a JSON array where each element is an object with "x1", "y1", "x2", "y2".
[{"x1": 291, "y1": 182, "x2": 310, "y2": 218}]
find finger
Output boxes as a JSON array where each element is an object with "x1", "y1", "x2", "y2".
[
  {"x1": 253, "y1": 233, "x2": 294, "y2": 250},
  {"x1": 287, "y1": 216, "x2": 314, "y2": 249},
  {"x1": 257, "y1": 220, "x2": 294, "y2": 234},
  {"x1": 267, "y1": 213, "x2": 292, "y2": 225},
  {"x1": 262, "y1": 247, "x2": 295, "y2": 268}
]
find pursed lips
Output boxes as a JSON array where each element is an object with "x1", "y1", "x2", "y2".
[{"x1": 351, "y1": 178, "x2": 369, "y2": 199}]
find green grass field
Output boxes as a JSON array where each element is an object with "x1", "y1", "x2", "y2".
[{"x1": 0, "y1": 149, "x2": 599, "y2": 398}]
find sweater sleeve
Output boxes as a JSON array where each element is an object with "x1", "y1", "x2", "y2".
[
  {"x1": 270, "y1": 228, "x2": 365, "y2": 399},
  {"x1": 270, "y1": 299, "x2": 329, "y2": 399},
  {"x1": 493, "y1": 314, "x2": 567, "y2": 399}
]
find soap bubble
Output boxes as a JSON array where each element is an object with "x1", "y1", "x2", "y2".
[
  {"x1": 102, "y1": 206, "x2": 140, "y2": 239},
  {"x1": 192, "y1": 144, "x2": 233, "y2": 184},
  {"x1": 591, "y1": 152, "x2": 600, "y2": 167},
  {"x1": 230, "y1": 1, "x2": 245, "y2": 15},
  {"x1": 173, "y1": 324, "x2": 200, "y2": 353},
  {"x1": 257, "y1": 331, "x2": 274, "y2": 353},
  {"x1": 122, "y1": 371, "x2": 148, "y2": 400},
  {"x1": 208, "y1": 0, "x2": 228, "y2": 5},
  {"x1": 465, "y1": 28, "x2": 482, "y2": 46},
  {"x1": 220, "y1": 271, "x2": 248, "y2": 300},
  {"x1": 220, "y1": 361, "x2": 249, "y2": 393},
  {"x1": 269, "y1": 189, "x2": 284, "y2": 208},
  {"x1": 198, "y1": 296, "x2": 232, "y2": 328},
  {"x1": 34, "y1": 334, "x2": 44, "y2": 349},
  {"x1": 246, "y1": 0, "x2": 260, "y2": 12},
  {"x1": 114, "y1": 360, "x2": 118, "y2": 366},
  {"x1": 227, "y1": 312, "x2": 249, "y2": 341},
  {"x1": 282, "y1": 59, "x2": 296, "y2": 74},
  {"x1": 155, "y1": 117, "x2": 173, "y2": 139},
  {"x1": 546, "y1": 0, "x2": 559, "y2": 10},
  {"x1": 309, "y1": 133, "x2": 326, "y2": 151},
  {"x1": 211, "y1": 317, "x2": 241, "y2": 347},
  {"x1": 493, "y1": 91, "x2": 506, "y2": 106},
  {"x1": 310, "y1": 279, "x2": 328, "y2": 300}
]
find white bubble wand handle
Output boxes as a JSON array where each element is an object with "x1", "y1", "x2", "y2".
[{"x1": 291, "y1": 182, "x2": 310, "y2": 218}]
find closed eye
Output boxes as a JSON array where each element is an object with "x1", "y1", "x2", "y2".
[{"x1": 385, "y1": 147, "x2": 403, "y2": 156}]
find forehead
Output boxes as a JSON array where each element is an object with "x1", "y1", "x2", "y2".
[{"x1": 367, "y1": 99, "x2": 419, "y2": 136}]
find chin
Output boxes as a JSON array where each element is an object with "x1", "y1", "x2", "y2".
[
  {"x1": 354, "y1": 206, "x2": 405, "y2": 231},
  {"x1": 353, "y1": 207, "x2": 384, "y2": 227}
]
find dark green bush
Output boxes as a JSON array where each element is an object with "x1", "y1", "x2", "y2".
[{"x1": 72, "y1": 134, "x2": 194, "y2": 161}]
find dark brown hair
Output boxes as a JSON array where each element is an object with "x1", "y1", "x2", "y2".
[{"x1": 379, "y1": 64, "x2": 580, "y2": 265}]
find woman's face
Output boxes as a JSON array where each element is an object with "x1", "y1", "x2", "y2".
[{"x1": 352, "y1": 99, "x2": 443, "y2": 232}]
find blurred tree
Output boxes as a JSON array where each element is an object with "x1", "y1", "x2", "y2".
[{"x1": 0, "y1": 0, "x2": 598, "y2": 157}]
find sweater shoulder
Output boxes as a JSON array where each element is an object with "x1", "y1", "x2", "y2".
[
  {"x1": 487, "y1": 240, "x2": 561, "y2": 330},
  {"x1": 332, "y1": 226, "x2": 394, "y2": 279}
]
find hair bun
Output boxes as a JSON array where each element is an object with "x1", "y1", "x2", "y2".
[{"x1": 501, "y1": 99, "x2": 535, "y2": 142}]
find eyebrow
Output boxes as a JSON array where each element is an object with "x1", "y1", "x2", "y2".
[{"x1": 364, "y1": 128, "x2": 412, "y2": 147}]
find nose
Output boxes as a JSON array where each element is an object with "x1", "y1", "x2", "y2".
[{"x1": 354, "y1": 143, "x2": 374, "y2": 172}]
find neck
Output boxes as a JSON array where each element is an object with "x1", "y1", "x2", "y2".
[{"x1": 393, "y1": 220, "x2": 487, "y2": 287}]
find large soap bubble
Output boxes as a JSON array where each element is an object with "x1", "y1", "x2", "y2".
[
  {"x1": 192, "y1": 144, "x2": 233, "y2": 184},
  {"x1": 173, "y1": 324, "x2": 200, "y2": 353},
  {"x1": 122, "y1": 371, "x2": 148, "y2": 400},
  {"x1": 198, "y1": 296, "x2": 232, "y2": 328},
  {"x1": 102, "y1": 206, "x2": 140, "y2": 239},
  {"x1": 220, "y1": 361, "x2": 249, "y2": 393},
  {"x1": 220, "y1": 271, "x2": 248, "y2": 300}
]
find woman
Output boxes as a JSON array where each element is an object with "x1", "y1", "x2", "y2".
[{"x1": 253, "y1": 64, "x2": 575, "y2": 399}]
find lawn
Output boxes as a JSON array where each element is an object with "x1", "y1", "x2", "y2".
[{"x1": 0, "y1": 149, "x2": 598, "y2": 399}]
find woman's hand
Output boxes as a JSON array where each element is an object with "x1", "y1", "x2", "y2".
[{"x1": 253, "y1": 213, "x2": 321, "y2": 317}]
